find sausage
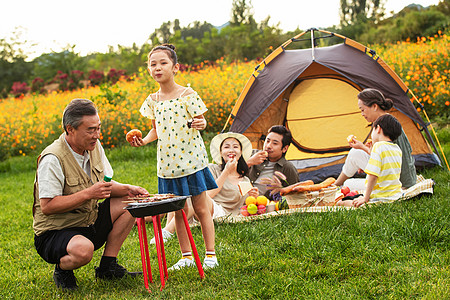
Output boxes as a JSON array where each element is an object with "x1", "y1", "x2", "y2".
[
  {"x1": 292, "y1": 184, "x2": 322, "y2": 193},
  {"x1": 319, "y1": 177, "x2": 336, "y2": 189},
  {"x1": 286, "y1": 177, "x2": 336, "y2": 194},
  {"x1": 279, "y1": 180, "x2": 314, "y2": 195}
]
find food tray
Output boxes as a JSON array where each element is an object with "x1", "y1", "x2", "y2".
[
  {"x1": 285, "y1": 186, "x2": 338, "y2": 208},
  {"x1": 125, "y1": 195, "x2": 190, "y2": 217}
]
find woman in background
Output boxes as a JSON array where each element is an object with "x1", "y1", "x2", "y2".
[{"x1": 335, "y1": 88, "x2": 416, "y2": 189}]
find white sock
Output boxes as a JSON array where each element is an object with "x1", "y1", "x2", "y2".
[{"x1": 205, "y1": 251, "x2": 216, "y2": 257}]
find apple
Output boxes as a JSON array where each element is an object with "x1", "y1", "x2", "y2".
[
  {"x1": 247, "y1": 204, "x2": 258, "y2": 215},
  {"x1": 347, "y1": 134, "x2": 356, "y2": 143},
  {"x1": 240, "y1": 205, "x2": 250, "y2": 216},
  {"x1": 341, "y1": 186, "x2": 350, "y2": 196},
  {"x1": 257, "y1": 204, "x2": 266, "y2": 215},
  {"x1": 346, "y1": 191, "x2": 358, "y2": 197}
]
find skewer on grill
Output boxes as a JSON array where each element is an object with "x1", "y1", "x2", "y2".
[
  {"x1": 123, "y1": 193, "x2": 177, "y2": 203},
  {"x1": 122, "y1": 200, "x2": 138, "y2": 203}
]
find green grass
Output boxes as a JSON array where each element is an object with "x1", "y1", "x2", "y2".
[{"x1": 0, "y1": 130, "x2": 449, "y2": 299}]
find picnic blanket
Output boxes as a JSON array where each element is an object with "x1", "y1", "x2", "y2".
[
  {"x1": 398, "y1": 174, "x2": 435, "y2": 200},
  {"x1": 213, "y1": 174, "x2": 435, "y2": 224}
]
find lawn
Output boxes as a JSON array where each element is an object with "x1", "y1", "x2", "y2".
[{"x1": 0, "y1": 128, "x2": 449, "y2": 299}]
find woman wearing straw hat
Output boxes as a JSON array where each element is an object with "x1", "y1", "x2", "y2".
[
  {"x1": 149, "y1": 132, "x2": 258, "y2": 244},
  {"x1": 207, "y1": 132, "x2": 259, "y2": 217}
]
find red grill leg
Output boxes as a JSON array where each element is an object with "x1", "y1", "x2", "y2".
[
  {"x1": 136, "y1": 218, "x2": 152, "y2": 292},
  {"x1": 152, "y1": 215, "x2": 166, "y2": 290},
  {"x1": 156, "y1": 214, "x2": 168, "y2": 280},
  {"x1": 181, "y1": 210, "x2": 205, "y2": 279}
]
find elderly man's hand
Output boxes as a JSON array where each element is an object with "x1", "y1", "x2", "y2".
[
  {"x1": 127, "y1": 185, "x2": 150, "y2": 198},
  {"x1": 88, "y1": 181, "x2": 113, "y2": 199}
]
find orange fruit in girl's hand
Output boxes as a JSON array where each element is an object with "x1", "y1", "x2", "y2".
[
  {"x1": 245, "y1": 196, "x2": 257, "y2": 206},
  {"x1": 126, "y1": 129, "x2": 142, "y2": 142}
]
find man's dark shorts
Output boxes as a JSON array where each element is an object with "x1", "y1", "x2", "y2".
[{"x1": 34, "y1": 198, "x2": 113, "y2": 264}]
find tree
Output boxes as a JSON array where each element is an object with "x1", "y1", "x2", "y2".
[
  {"x1": 230, "y1": 0, "x2": 256, "y2": 27},
  {"x1": 180, "y1": 21, "x2": 213, "y2": 40},
  {"x1": 339, "y1": 0, "x2": 385, "y2": 26},
  {"x1": 0, "y1": 28, "x2": 33, "y2": 97},
  {"x1": 149, "y1": 19, "x2": 183, "y2": 44},
  {"x1": 200, "y1": 28, "x2": 226, "y2": 63},
  {"x1": 397, "y1": 8, "x2": 448, "y2": 40},
  {"x1": 142, "y1": 0, "x2": 287, "y2": 64},
  {"x1": 32, "y1": 46, "x2": 87, "y2": 82},
  {"x1": 0, "y1": 27, "x2": 29, "y2": 63},
  {"x1": 436, "y1": 0, "x2": 450, "y2": 15},
  {"x1": 223, "y1": 0, "x2": 262, "y2": 60},
  {"x1": 342, "y1": 2, "x2": 450, "y2": 44}
]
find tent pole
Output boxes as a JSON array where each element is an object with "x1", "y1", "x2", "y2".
[
  {"x1": 310, "y1": 29, "x2": 315, "y2": 60},
  {"x1": 221, "y1": 114, "x2": 233, "y2": 133},
  {"x1": 409, "y1": 90, "x2": 450, "y2": 172}
]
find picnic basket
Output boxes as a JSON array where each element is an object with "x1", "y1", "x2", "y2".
[{"x1": 284, "y1": 186, "x2": 338, "y2": 208}]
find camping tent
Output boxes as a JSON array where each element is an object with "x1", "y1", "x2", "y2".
[{"x1": 227, "y1": 28, "x2": 442, "y2": 182}]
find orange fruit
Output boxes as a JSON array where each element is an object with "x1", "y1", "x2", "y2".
[
  {"x1": 126, "y1": 129, "x2": 142, "y2": 142},
  {"x1": 256, "y1": 195, "x2": 268, "y2": 206},
  {"x1": 245, "y1": 196, "x2": 257, "y2": 206}
]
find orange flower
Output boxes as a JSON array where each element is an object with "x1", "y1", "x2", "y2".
[{"x1": 1, "y1": 33, "x2": 449, "y2": 159}]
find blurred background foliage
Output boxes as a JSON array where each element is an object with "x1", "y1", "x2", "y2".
[
  {"x1": 0, "y1": 30, "x2": 448, "y2": 162},
  {"x1": 1, "y1": 0, "x2": 449, "y2": 98}
]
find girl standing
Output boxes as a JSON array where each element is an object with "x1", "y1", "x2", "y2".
[{"x1": 129, "y1": 44, "x2": 219, "y2": 270}]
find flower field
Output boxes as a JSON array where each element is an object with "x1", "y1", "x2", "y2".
[
  {"x1": 0, "y1": 33, "x2": 448, "y2": 160},
  {"x1": 372, "y1": 31, "x2": 450, "y2": 117}
]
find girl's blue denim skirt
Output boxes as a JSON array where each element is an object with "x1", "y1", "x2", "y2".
[{"x1": 158, "y1": 167, "x2": 218, "y2": 196}]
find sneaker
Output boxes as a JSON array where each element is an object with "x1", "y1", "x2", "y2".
[
  {"x1": 95, "y1": 259, "x2": 142, "y2": 280},
  {"x1": 150, "y1": 229, "x2": 174, "y2": 245},
  {"x1": 203, "y1": 256, "x2": 219, "y2": 269},
  {"x1": 53, "y1": 266, "x2": 78, "y2": 291},
  {"x1": 168, "y1": 257, "x2": 195, "y2": 271}
]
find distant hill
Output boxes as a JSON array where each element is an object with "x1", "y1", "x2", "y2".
[{"x1": 215, "y1": 22, "x2": 230, "y2": 33}]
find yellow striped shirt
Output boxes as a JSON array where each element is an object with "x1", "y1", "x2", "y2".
[{"x1": 364, "y1": 141, "x2": 402, "y2": 201}]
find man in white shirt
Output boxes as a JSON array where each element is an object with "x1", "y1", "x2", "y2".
[{"x1": 33, "y1": 99, "x2": 149, "y2": 291}]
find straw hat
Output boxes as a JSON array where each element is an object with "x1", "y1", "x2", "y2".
[{"x1": 210, "y1": 132, "x2": 252, "y2": 164}]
